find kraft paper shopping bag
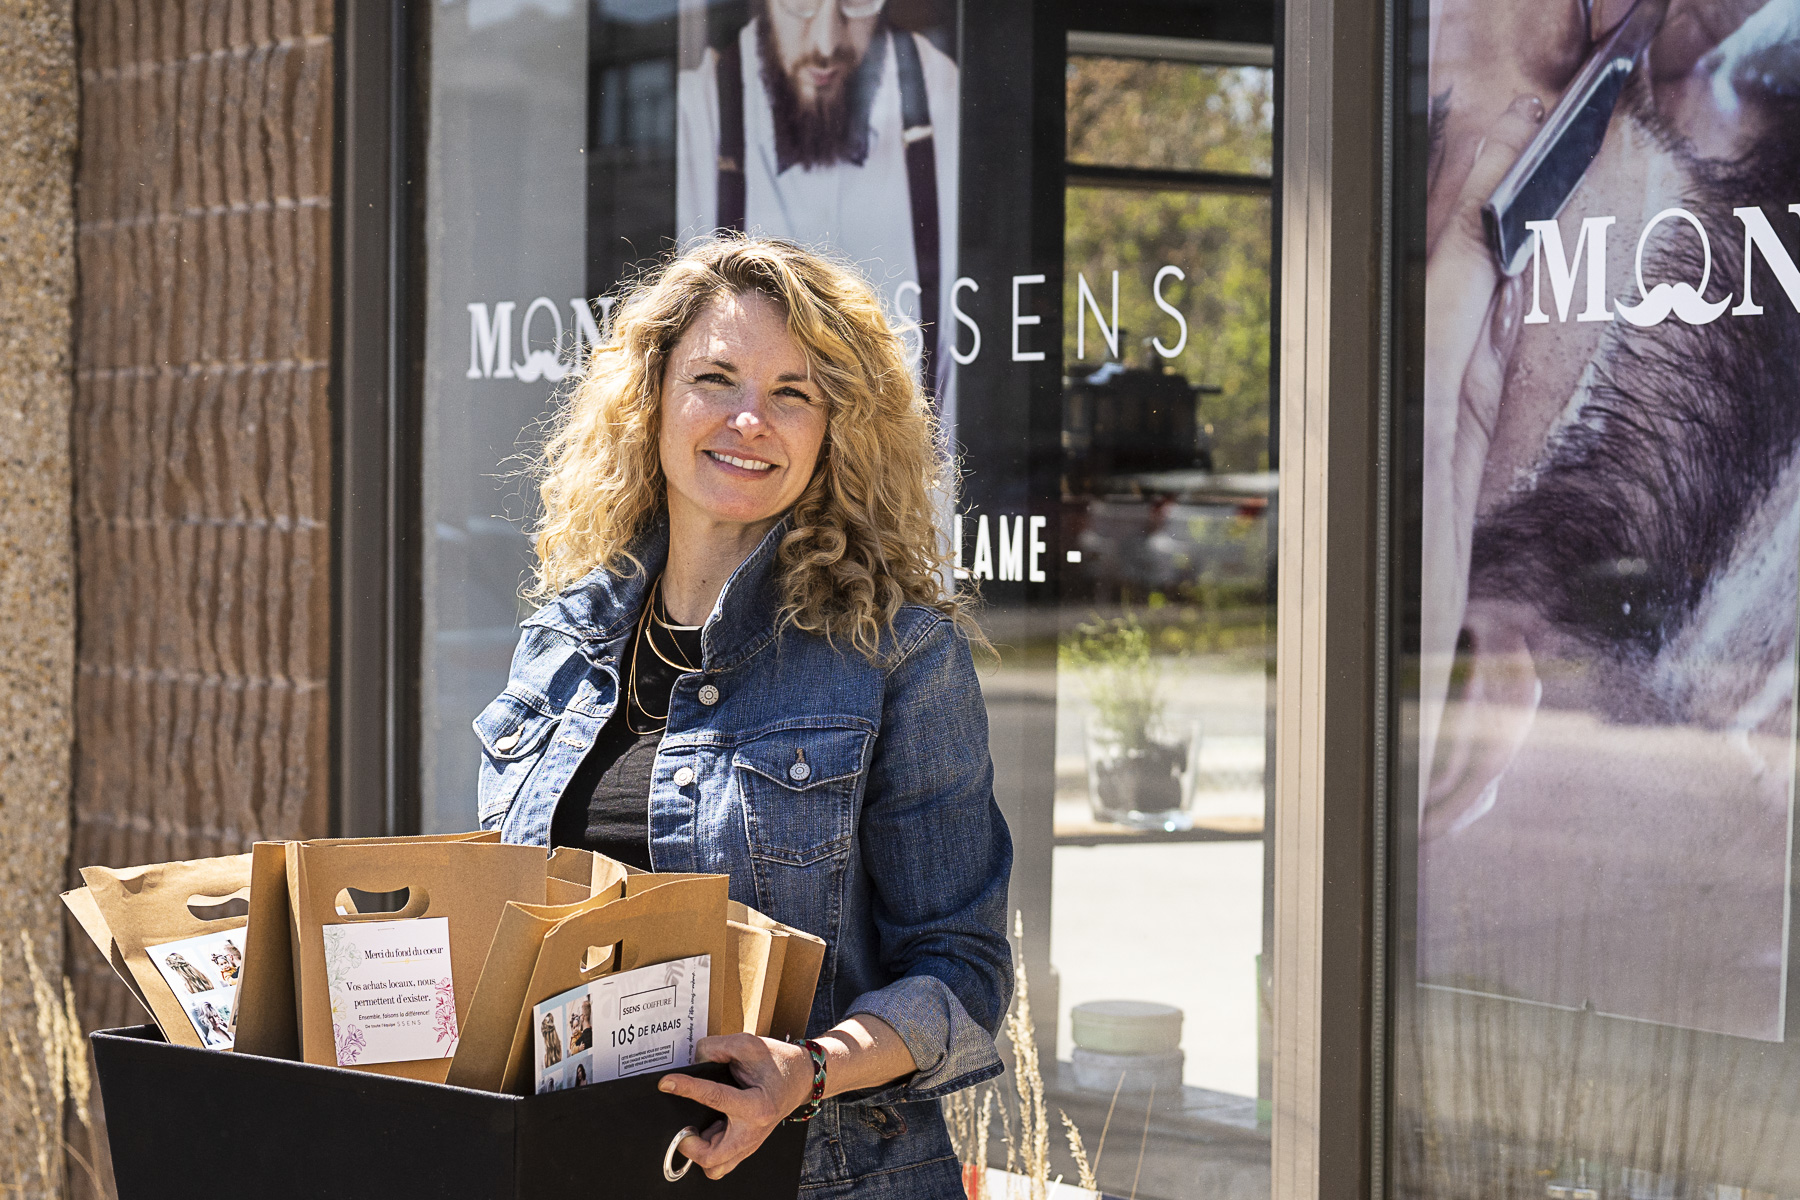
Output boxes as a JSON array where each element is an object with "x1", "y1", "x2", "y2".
[
  {"x1": 497, "y1": 874, "x2": 731, "y2": 1095},
  {"x1": 233, "y1": 829, "x2": 510, "y2": 1062},
  {"x1": 728, "y1": 900, "x2": 825, "y2": 1041},
  {"x1": 77, "y1": 854, "x2": 255, "y2": 1049},
  {"x1": 287, "y1": 837, "x2": 548, "y2": 1082},
  {"x1": 61, "y1": 884, "x2": 151, "y2": 1017}
]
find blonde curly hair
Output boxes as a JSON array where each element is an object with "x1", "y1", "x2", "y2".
[{"x1": 530, "y1": 235, "x2": 976, "y2": 662}]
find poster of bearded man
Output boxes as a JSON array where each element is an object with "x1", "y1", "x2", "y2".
[
  {"x1": 675, "y1": 0, "x2": 961, "y2": 428},
  {"x1": 1415, "y1": 0, "x2": 1800, "y2": 1042}
]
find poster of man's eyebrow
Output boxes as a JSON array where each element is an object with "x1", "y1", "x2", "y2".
[
  {"x1": 676, "y1": 0, "x2": 960, "y2": 424},
  {"x1": 1417, "y1": 0, "x2": 1800, "y2": 1041}
]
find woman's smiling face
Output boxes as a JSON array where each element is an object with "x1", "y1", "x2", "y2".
[{"x1": 658, "y1": 289, "x2": 828, "y2": 531}]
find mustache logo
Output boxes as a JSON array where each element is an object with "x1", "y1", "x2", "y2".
[
  {"x1": 1616, "y1": 282, "x2": 1731, "y2": 327},
  {"x1": 514, "y1": 349, "x2": 569, "y2": 384},
  {"x1": 1615, "y1": 207, "x2": 1732, "y2": 328}
]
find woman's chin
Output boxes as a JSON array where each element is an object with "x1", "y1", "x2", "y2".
[{"x1": 683, "y1": 493, "x2": 791, "y2": 529}]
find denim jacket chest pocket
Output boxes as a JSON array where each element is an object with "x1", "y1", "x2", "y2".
[
  {"x1": 732, "y1": 724, "x2": 872, "y2": 866},
  {"x1": 474, "y1": 691, "x2": 562, "y2": 828}
]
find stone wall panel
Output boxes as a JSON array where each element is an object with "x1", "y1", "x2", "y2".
[{"x1": 0, "y1": 0, "x2": 77, "y2": 1193}]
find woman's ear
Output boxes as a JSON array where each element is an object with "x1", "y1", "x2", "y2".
[{"x1": 1422, "y1": 597, "x2": 1543, "y2": 840}]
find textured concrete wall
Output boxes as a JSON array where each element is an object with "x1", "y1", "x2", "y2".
[{"x1": 0, "y1": 1, "x2": 77, "y2": 1195}]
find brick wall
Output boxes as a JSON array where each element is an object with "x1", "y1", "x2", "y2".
[{"x1": 69, "y1": 0, "x2": 334, "y2": 1108}]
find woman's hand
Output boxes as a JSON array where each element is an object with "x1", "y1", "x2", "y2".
[
  {"x1": 658, "y1": 1034, "x2": 816, "y2": 1180},
  {"x1": 656, "y1": 1016, "x2": 916, "y2": 1179}
]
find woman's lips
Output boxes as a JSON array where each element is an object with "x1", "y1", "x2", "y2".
[{"x1": 705, "y1": 449, "x2": 778, "y2": 475}]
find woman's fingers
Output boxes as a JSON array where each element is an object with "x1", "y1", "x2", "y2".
[
  {"x1": 677, "y1": 1115, "x2": 769, "y2": 1180},
  {"x1": 658, "y1": 1071, "x2": 757, "y2": 1117},
  {"x1": 696, "y1": 1032, "x2": 769, "y2": 1066},
  {"x1": 676, "y1": 1119, "x2": 729, "y2": 1172},
  {"x1": 659, "y1": 1035, "x2": 803, "y2": 1180}
]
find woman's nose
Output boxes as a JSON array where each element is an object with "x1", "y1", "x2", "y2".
[{"x1": 730, "y1": 401, "x2": 767, "y2": 434}]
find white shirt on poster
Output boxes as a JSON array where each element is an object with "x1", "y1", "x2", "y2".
[{"x1": 676, "y1": 20, "x2": 962, "y2": 427}]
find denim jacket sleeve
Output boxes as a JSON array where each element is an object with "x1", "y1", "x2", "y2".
[{"x1": 845, "y1": 616, "x2": 1014, "y2": 1102}]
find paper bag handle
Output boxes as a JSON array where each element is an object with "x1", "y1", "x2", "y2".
[
  {"x1": 663, "y1": 1126, "x2": 701, "y2": 1183},
  {"x1": 184, "y1": 889, "x2": 251, "y2": 923},
  {"x1": 331, "y1": 886, "x2": 430, "y2": 921}
]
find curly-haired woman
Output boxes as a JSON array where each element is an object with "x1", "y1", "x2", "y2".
[{"x1": 474, "y1": 236, "x2": 1012, "y2": 1197}]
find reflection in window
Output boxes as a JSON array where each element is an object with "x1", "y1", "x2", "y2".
[
  {"x1": 595, "y1": 59, "x2": 676, "y2": 151},
  {"x1": 1066, "y1": 57, "x2": 1274, "y2": 176},
  {"x1": 1043, "y1": 51, "x2": 1274, "y2": 1200}
]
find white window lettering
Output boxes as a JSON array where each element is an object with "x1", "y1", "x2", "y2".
[
  {"x1": 1616, "y1": 207, "x2": 1730, "y2": 328},
  {"x1": 1524, "y1": 216, "x2": 1615, "y2": 324},
  {"x1": 1731, "y1": 204, "x2": 1800, "y2": 317},
  {"x1": 1028, "y1": 515, "x2": 1048, "y2": 583},
  {"x1": 998, "y1": 515, "x2": 1025, "y2": 582},
  {"x1": 466, "y1": 301, "x2": 516, "y2": 379},
  {"x1": 1011, "y1": 274, "x2": 1046, "y2": 363},
  {"x1": 514, "y1": 297, "x2": 568, "y2": 383},
  {"x1": 951, "y1": 277, "x2": 981, "y2": 365},
  {"x1": 1076, "y1": 270, "x2": 1119, "y2": 360},
  {"x1": 569, "y1": 298, "x2": 603, "y2": 370},
  {"x1": 1152, "y1": 265, "x2": 1189, "y2": 358},
  {"x1": 972, "y1": 514, "x2": 994, "y2": 580}
]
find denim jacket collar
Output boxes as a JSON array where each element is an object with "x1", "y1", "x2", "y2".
[{"x1": 521, "y1": 513, "x2": 790, "y2": 672}]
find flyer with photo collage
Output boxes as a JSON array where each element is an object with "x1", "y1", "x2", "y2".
[
  {"x1": 533, "y1": 954, "x2": 710, "y2": 1094},
  {"x1": 148, "y1": 928, "x2": 245, "y2": 1049}
]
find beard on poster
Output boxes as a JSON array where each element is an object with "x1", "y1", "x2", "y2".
[{"x1": 1418, "y1": 0, "x2": 1800, "y2": 1042}]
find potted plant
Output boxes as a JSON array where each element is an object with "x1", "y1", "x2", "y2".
[{"x1": 1063, "y1": 612, "x2": 1200, "y2": 830}]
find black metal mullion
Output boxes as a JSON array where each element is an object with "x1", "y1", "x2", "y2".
[
  {"x1": 1064, "y1": 161, "x2": 1274, "y2": 194},
  {"x1": 333, "y1": 0, "x2": 422, "y2": 838}
]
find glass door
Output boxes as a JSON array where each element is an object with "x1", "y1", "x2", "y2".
[{"x1": 1031, "y1": 33, "x2": 1276, "y2": 1199}]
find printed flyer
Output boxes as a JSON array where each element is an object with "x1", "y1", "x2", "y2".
[
  {"x1": 148, "y1": 928, "x2": 244, "y2": 1049},
  {"x1": 533, "y1": 954, "x2": 711, "y2": 1094},
  {"x1": 322, "y1": 916, "x2": 459, "y2": 1066}
]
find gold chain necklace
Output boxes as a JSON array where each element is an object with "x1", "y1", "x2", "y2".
[{"x1": 624, "y1": 580, "x2": 701, "y2": 735}]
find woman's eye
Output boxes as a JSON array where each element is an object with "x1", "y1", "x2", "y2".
[{"x1": 694, "y1": 372, "x2": 730, "y2": 385}]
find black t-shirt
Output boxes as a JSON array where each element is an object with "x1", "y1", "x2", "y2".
[{"x1": 548, "y1": 609, "x2": 702, "y2": 869}]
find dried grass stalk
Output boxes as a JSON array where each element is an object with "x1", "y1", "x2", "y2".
[
  {"x1": 942, "y1": 912, "x2": 1090, "y2": 1200},
  {"x1": 2, "y1": 932, "x2": 106, "y2": 1199},
  {"x1": 1061, "y1": 1109, "x2": 1097, "y2": 1192}
]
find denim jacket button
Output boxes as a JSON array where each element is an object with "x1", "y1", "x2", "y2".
[
  {"x1": 494, "y1": 732, "x2": 521, "y2": 752},
  {"x1": 673, "y1": 766, "x2": 696, "y2": 786},
  {"x1": 697, "y1": 683, "x2": 720, "y2": 706}
]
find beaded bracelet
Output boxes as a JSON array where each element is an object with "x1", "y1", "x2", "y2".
[{"x1": 785, "y1": 1037, "x2": 828, "y2": 1124}]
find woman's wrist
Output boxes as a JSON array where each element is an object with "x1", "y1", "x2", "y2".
[
  {"x1": 809, "y1": 1016, "x2": 916, "y2": 1100},
  {"x1": 782, "y1": 1037, "x2": 828, "y2": 1123}
]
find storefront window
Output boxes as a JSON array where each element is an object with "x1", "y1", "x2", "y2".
[
  {"x1": 1051, "y1": 49, "x2": 1274, "y2": 1197},
  {"x1": 1394, "y1": 0, "x2": 1800, "y2": 1194},
  {"x1": 420, "y1": 7, "x2": 1275, "y2": 1194},
  {"x1": 420, "y1": 0, "x2": 594, "y2": 835}
]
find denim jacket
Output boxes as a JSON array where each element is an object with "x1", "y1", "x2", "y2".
[{"x1": 474, "y1": 518, "x2": 1013, "y2": 1197}]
